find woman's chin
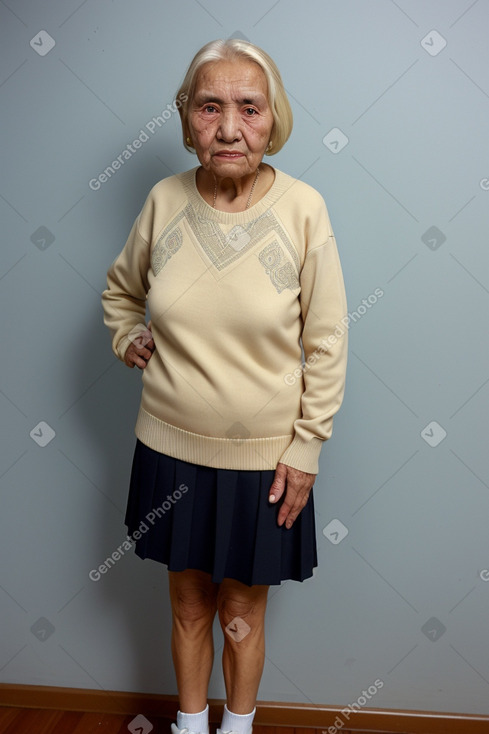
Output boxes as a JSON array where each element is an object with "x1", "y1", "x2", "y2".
[{"x1": 210, "y1": 156, "x2": 253, "y2": 177}]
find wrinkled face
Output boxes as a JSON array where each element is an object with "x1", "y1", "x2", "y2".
[{"x1": 187, "y1": 59, "x2": 274, "y2": 180}]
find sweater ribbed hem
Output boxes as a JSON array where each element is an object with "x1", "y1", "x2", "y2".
[{"x1": 135, "y1": 406, "x2": 294, "y2": 471}]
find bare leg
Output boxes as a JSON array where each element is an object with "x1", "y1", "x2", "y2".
[
  {"x1": 217, "y1": 578, "x2": 269, "y2": 714},
  {"x1": 168, "y1": 568, "x2": 219, "y2": 712}
]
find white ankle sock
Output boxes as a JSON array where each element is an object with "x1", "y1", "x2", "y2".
[
  {"x1": 220, "y1": 703, "x2": 256, "y2": 734},
  {"x1": 176, "y1": 703, "x2": 209, "y2": 733}
]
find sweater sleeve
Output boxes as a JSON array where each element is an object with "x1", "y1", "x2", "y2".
[
  {"x1": 278, "y1": 231, "x2": 348, "y2": 475},
  {"x1": 101, "y1": 214, "x2": 151, "y2": 361}
]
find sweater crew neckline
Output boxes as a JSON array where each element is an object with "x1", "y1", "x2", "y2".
[{"x1": 179, "y1": 165, "x2": 293, "y2": 225}]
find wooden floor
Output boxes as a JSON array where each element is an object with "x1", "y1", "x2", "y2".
[{"x1": 0, "y1": 708, "x2": 361, "y2": 734}]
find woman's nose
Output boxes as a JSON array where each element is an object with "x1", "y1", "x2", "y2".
[{"x1": 217, "y1": 107, "x2": 241, "y2": 141}]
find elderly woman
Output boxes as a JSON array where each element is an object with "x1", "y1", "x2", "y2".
[{"x1": 102, "y1": 38, "x2": 347, "y2": 734}]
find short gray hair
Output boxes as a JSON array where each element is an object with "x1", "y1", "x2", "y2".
[{"x1": 176, "y1": 39, "x2": 293, "y2": 155}]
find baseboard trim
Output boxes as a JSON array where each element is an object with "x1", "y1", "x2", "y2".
[{"x1": 0, "y1": 683, "x2": 488, "y2": 732}]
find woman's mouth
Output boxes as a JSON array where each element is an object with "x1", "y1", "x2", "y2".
[{"x1": 213, "y1": 151, "x2": 245, "y2": 158}]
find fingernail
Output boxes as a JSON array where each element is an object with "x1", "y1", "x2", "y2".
[{"x1": 269, "y1": 494, "x2": 275, "y2": 502}]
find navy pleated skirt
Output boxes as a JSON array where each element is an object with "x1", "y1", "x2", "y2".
[{"x1": 124, "y1": 439, "x2": 318, "y2": 586}]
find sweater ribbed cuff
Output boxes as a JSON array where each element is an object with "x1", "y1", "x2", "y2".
[
  {"x1": 278, "y1": 435, "x2": 324, "y2": 475},
  {"x1": 116, "y1": 335, "x2": 131, "y2": 361}
]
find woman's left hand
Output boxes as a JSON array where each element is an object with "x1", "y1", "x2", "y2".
[{"x1": 269, "y1": 463, "x2": 317, "y2": 529}]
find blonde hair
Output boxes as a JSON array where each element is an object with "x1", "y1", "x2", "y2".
[{"x1": 176, "y1": 39, "x2": 293, "y2": 155}]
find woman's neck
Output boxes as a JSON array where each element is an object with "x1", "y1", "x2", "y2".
[{"x1": 196, "y1": 164, "x2": 275, "y2": 213}]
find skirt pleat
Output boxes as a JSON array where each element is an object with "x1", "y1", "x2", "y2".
[{"x1": 124, "y1": 439, "x2": 318, "y2": 586}]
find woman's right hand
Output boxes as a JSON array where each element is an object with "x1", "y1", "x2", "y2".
[{"x1": 124, "y1": 326, "x2": 155, "y2": 369}]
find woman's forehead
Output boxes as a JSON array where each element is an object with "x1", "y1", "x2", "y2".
[{"x1": 194, "y1": 59, "x2": 267, "y2": 94}]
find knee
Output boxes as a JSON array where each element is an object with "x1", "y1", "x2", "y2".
[
  {"x1": 171, "y1": 584, "x2": 217, "y2": 626},
  {"x1": 217, "y1": 592, "x2": 264, "y2": 633}
]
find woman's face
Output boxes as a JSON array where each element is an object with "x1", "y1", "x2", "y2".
[{"x1": 187, "y1": 59, "x2": 274, "y2": 180}]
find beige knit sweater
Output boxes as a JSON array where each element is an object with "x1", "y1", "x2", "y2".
[{"x1": 102, "y1": 166, "x2": 348, "y2": 474}]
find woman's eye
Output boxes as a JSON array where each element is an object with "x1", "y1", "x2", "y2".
[
  {"x1": 245, "y1": 108, "x2": 257, "y2": 115},
  {"x1": 204, "y1": 105, "x2": 217, "y2": 113}
]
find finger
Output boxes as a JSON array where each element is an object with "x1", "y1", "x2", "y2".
[
  {"x1": 276, "y1": 483, "x2": 299, "y2": 526},
  {"x1": 277, "y1": 497, "x2": 296, "y2": 527},
  {"x1": 137, "y1": 346, "x2": 154, "y2": 361},
  {"x1": 125, "y1": 347, "x2": 149, "y2": 370},
  {"x1": 130, "y1": 342, "x2": 154, "y2": 362},
  {"x1": 281, "y1": 503, "x2": 304, "y2": 529},
  {"x1": 269, "y1": 463, "x2": 287, "y2": 503},
  {"x1": 132, "y1": 354, "x2": 148, "y2": 369},
  {"x1": 278, "y1": 490, "x2": 309, "y2": 529}
]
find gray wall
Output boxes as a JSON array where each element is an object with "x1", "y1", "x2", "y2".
[{"x1": 1, "y1": 0, "x2": 489, "y2": 719}]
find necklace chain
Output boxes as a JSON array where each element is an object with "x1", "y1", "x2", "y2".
[{"x1": 212, "y1": 166, "x2": 261, "y2": 210}]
